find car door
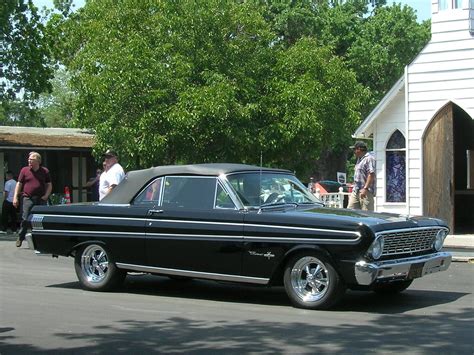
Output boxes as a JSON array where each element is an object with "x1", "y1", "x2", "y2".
[{"x1": 144, "y1": 176, "x2": 244, "y2": 276}]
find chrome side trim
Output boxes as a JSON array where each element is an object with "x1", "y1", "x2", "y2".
[
  {"x1": 354, "y1": 252, "x2": 452, "y2": 285},
  {"x1": 116, "y1": 263, "x2": 269, "y2": 285},
  {"x1": 32, "y1": 229, "x2": 145, "y2": 237},
  {"x1": 242, "y1": 235, "x2": 360, "y2": 244},
  {"x1": 244, "y1": 222, "x2": 360, "y2": 238},
  {"x1": 31, "y1": 229, "x2": 359, "y2": 244},
  {"x1": 32, "y1": 214, "x2": 145, "y2": 223},
  {"x1": 33, "y1": 214, "x2": 359, "y2": 239}
]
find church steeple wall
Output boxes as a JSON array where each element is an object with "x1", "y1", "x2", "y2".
[{"x1": 431, "y1": 0, "x2": 472, "y2": 39}]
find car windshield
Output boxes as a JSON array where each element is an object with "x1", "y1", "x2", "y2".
[{"x1": 226, "y1": 172, "x2": 320, "y2": 208}]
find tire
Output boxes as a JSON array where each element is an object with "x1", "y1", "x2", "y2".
[
  {"x1": 74, "y1": 244, "x2": 126, "y2": 291},
  {"x1": 372, "y1": 280, "x2": 413, "y2": 294},
  {"x1": 283, "y1": 252, "x2": 345, "y2": 310}
]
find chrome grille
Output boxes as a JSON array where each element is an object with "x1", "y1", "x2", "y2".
[
  {"x1": 31, "y1": 215, "x2": 44, "y2": 230},
  {"x1": 377, "y1": 228, "x2": 444, "y2": 256}
]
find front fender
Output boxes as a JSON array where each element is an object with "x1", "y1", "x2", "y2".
[{"x1": 269, "y1": 244, "x2": 334, "y2": 286}]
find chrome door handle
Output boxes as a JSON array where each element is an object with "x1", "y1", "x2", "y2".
[{"x1": 148, "y1": 209, "x2": 163, "y2": 215}]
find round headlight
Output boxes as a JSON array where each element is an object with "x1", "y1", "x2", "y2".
[
  {"x1": 433, "y1": 229, "x2": 448, "y2": 251},
  {"x1": 368, "y1": 236, "x2": 384, "y2": 260}
]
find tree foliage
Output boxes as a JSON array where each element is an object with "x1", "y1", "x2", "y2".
[
  {"x1": 57, "y1": 0, "x2": 370, "y2": 176},
  {"x1": 346, "y1": 3, "x2": 430, "y2": 111},
  {"x1": 1, "y1": 0, "x2": 53, "y2": 101},
  {"x1": 4, "y1": 0, "x2": 430, "y2": 179}
]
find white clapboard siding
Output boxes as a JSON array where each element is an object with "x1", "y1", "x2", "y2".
[
  {"x1": 432, "y1": 30, "x2": 473, "y2": 41},
  {"x1": 360, "y1": 2, "x2": 474, "y2": 217},
  {"x1": 409, "y1": 68, "x2": 474, "y2": 83},
  {"x1": 372, "y1": 92, "x2": 407, "y2": 212},
  {"x1": 409, "y1": 78, "x2": 473, "y2": 92},
  {"x1": 408, "y1": 99, "x2": 474, "y2": 114},
  {"x1": 409, "y1": 88, "x2": 474, "y2": 101},
  {"x1": 423, "y1": 39, "x2": 473, "y2": 53},
  {"x1": 414, "y1": 49, "x2": 474, "y2": 64},
  {"x1": 432, "y1": 18, "x2": 470, "y2": 33},
  {"x1": 409, "y1": 58, "x2": 473, "y2": 73}
]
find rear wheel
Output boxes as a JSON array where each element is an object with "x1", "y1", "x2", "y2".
[
  {"x1": 74, "y1": 244, "x2": 125, "y2": 291},
  {"x1": 372, "y1": 280, "x2": 413, "y2": 294},
  {"x1": 283, "y1": 252, "x2": 345, "y2": 310}
]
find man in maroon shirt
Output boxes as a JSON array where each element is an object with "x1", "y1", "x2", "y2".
[{"x1": 13, "y1": 151, "x2": 52, "y2": 247}]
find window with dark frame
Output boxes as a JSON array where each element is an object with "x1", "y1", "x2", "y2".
[{"x1": 386, "y1": 130, "x2": 406, "y2": 203}]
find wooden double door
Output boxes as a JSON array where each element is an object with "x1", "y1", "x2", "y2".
[{"x1": 423, "y1": 103, "x2": 474, "y2": 233}]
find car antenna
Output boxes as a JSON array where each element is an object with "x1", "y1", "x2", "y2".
[{"x1": 258, "y1": 151, "x2": 263, "y2": 212}]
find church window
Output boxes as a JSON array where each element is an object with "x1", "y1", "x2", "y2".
[{"x1": 386, "y1": 130, "x2": 406, "y2": 202}]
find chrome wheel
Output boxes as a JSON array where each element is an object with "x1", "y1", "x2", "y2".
[
  {"x1": 75, "y1": 243, "x2": 125, "y2": 291},
  {"x1": 290, "y1": 256, "x2": 329, "y2": 302},
  {"x1": 81, "y1": 245, "x2": 109, "y2": 284},
  {"x1": 284, "y1": 252, "x2": 345, "y2": 309}
]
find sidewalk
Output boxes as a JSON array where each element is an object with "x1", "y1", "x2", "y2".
[
  {"x1": 443, "y1": 234, "x2": 474, "y2": 263},
  {"x1": 1, "y1": 231, "x2": 472, "y2": 261}
]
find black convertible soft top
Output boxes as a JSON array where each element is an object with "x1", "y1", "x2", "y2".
[{"x1": 100, "y1": 163, "x2": 291, "y2": 204}]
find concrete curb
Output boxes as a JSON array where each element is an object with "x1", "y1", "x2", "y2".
[{"x1": 443, "y1": 235, "x2": 474, "y2": 262}]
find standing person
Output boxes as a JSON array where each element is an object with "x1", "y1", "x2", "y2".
[
  {"x1": 13, "y1": 152, "x2": 52, "y2": 247},
  {"x1": 347, "y1": 141, "x2": 376, "y2": 211},
  {"x1": 2, "y1": 171, "x2": 18, "y2": 233},
  {"x1": 99, "y1": 149, "x2": 125, "y2": 200},
  {"x1": 85, "y1": 166, "x2": 103, "y2": 202}
]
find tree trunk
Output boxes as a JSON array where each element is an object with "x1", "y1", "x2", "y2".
[{"x1": 310, "y1": 149, "x2": 348, "y2": 182}]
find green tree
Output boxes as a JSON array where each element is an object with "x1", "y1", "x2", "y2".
[
  {"x1": 346, "y1": 3, "x2": 430, "y2": 112},
  {"x1": 36, "y1": 67, "x2": 75, "y2": 127},
  {"x1": 264, "y1": 1, "x2": 429, "y2": 114},
  {"x1": 263, "y1": 37, "x2": 368, "y2": 176},
  {"x1": 1, "y1": 0, "x2": 53, "y2": 102},
  {"x1": 53, "y1": 0, "x2": 429, "y2": 179},
  {"x1": 0, "y1": 99, "x2": 44, "y2": 126},
  {"x1": 60, "y1": 0, "x2": 275, "y2": 169}
]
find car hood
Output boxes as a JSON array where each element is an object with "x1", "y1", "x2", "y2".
[{"x1": 258, "y1": 205, "x2": 447, "y2": 233}]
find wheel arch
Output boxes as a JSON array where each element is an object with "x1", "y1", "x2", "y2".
[
  {"x1": 69, "y1": 240, "x2": 107, "y2": 257},
  {"x1": 269, "y1": 244, "x2": 336, "y2": 286}
]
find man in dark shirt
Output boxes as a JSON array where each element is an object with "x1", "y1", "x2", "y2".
[{"x1": 13, "y1": 151, "x2": 52, "y2": 247}]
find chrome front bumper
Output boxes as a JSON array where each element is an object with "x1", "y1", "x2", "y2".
[{"x1": 354, "y1": 252, "x2": 452, "y2": 285}]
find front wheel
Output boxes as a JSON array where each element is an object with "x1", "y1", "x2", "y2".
[
  {"x1": 74, "y1": 244, "x2": 125, "y2": 291},
  {"x1": 283, "y1": 252, "x2": 345, "y2": 310}
]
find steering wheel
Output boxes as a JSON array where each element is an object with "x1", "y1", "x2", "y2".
[{"x1": 265, "y1": 192, "x2": 285, "y2": 204}]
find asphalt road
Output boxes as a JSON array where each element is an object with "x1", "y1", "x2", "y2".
[{"x1": 1, "y1": 239, "x2": 473, "y2": 354}]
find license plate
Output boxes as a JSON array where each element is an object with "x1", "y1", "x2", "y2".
[{"x1": 408, "y1": 262, "x2": 425, "y2": 279}]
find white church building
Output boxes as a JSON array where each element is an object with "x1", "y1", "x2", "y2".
[{"x1": 353, "y1": 0, "x2": 474, "y2": 233}]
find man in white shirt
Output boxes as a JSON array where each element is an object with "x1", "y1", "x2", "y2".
[
  {"x1": 99, "y1": 149, "x2": 125, "y2": 200},
  {"x1": 2, "y1": 171, "x2": 18, "y2": 232}
]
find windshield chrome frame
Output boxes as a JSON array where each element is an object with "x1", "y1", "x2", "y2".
[
  {"x1": 217, "y1": 174, "x2": 246, "y2": 210},
  {"x1": 220, "y1": 171, "x2": 320, "y2": 210}
]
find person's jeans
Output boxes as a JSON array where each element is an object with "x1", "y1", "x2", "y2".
[{"x1": 18, "y1": 196, "x2": 46, "y2": 240}]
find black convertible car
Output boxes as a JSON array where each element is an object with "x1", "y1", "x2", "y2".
[{"x1": 27, "y1": 163, "x2": 452, "y2": 310}]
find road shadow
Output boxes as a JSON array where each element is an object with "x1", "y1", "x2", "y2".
[
  {"x1": 1, "y1": 308, "x2": 472, "y2": 354},
  {"x1": 46, "y1": 273, "x2": 469, "y2": 314}
]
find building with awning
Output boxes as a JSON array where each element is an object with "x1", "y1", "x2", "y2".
[{"x1": 0, "y1": 126, "x2": 97, "y2": 204}]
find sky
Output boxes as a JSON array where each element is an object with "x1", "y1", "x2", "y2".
[{"x1": 33, "y1": 0, "x2": 432, "y2": 22}]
